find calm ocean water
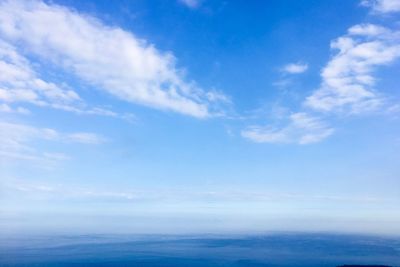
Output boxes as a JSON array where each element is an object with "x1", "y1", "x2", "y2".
[{"x1": 0, "y1": 233, "x2": 399, "y2": 267}]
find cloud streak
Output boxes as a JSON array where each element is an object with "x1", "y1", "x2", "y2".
[
  {"x1": 281, "y1": 62, "x2": 308, "y2": 74},
  {"x1": 242, "y1": 112, "x2": 334, "y2": 144},
  {"x1": 0, "y1": 121, "x2": 104, "y2": 165},
  {"x1": 178, "y1": 0, "x2": 202, "y2": 9}
]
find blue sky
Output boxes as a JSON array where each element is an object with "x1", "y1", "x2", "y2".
[{"x1": 0, "y1": 0, "x2": 400, "y2": 235}]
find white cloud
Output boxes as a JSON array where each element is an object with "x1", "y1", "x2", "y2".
[
  {"x1": 178, "y1": 0, "x2": 201, "y2": 9},
  {"x1": 67, "y1": 132, "x2": 106, "y2": 144},
  {"x1": 0, "y1": 103, "x2": 30, "y2": 114},
  {"x1": 206, "y1": 90, "x2": 231, "y2": 103},
  {"x1": 361, "y1": 0, "x2": 400, "y2": 13},
  {"x1": 282, "y1": 62, "x2": 308, "y2": 74},
  {"x1": 241, "y1": 112, "x2": 334, "y2": 145},
  {"x1": 243, "y1": 13, "x2": 400, "y2": 145},
  {"x1": 0, "y1": 40, "x2": 128, "y2": 118},
  {"x1": 0, "y1": 0, "x2": 225, "y2": 118},
  {"x1": 348, "y1": 23, "x2": 390, "y2": 36},
  {"x1": 0, "y1": 40, "x2": 81, "y2": 106},
  {"x1": 305, "y1": 23, "x2": 400, "y2": 113},
  {"x1": 0, "y1": 121, "x2": 104, "y2": 164}
]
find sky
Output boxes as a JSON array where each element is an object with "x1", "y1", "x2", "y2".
[{"x1": 0, "y1": 0, "x2": 400, "y2": 235}]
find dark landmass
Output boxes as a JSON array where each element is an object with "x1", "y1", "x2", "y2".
[{"x1": 0, "y1": 233, "x2": 399, "y2": 267}]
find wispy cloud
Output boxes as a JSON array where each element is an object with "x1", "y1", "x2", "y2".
[
  {"x1": 281, "y1": 62, "x2": 308, "y2": 74},
  {"x1": 0, "y1": 0, "x2": 227, "y2": 118},
  {"x1": 178, "y1": 0, "x2": 201, "y2": 9},
  {"x1": 67, "y1": 132, "x2": 106, "y2": 145},
  {"x1": 0, "y1": 103, "x2": 30, "y2": 114},
  {"x1": 0, "y1": 121, "x2": 104, "y2": 165},
  {"x1": 244, "y1": 8, "x2": 400, "y2": 145},
  {"x1": 0, "y1": 39, "x2": 132, "y2": 119},
  {"x1": 247, "y1": 23, "x2": 400, "y2": 145},
  {"x1": 348, "y1": 23, "x2": 390, "y2": 36},
  {"x1": 242, "y1": 112, "x2": 334, "y2": 145},
  {"x1": 361, "y1": 0, "x2": 400, "y2": 13},
  {"x1": 305, "y1": 23, "x2": 400, "y2": 114},
  {"x1": 0, "y1": 40, "x2": 80, "y2": 106}
]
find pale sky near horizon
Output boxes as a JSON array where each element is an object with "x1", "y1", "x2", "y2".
[{"x1": 0, "y1": 0, "x2": 400, "y2": 235}]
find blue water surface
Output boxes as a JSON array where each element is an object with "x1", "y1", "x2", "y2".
[{"x1": 0, "y1": 233, "x2": 399, "y2": 266}]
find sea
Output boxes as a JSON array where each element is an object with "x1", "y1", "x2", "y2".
[{"x1": 0, "y1": 233, "x2": 399, "y2": 266}]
